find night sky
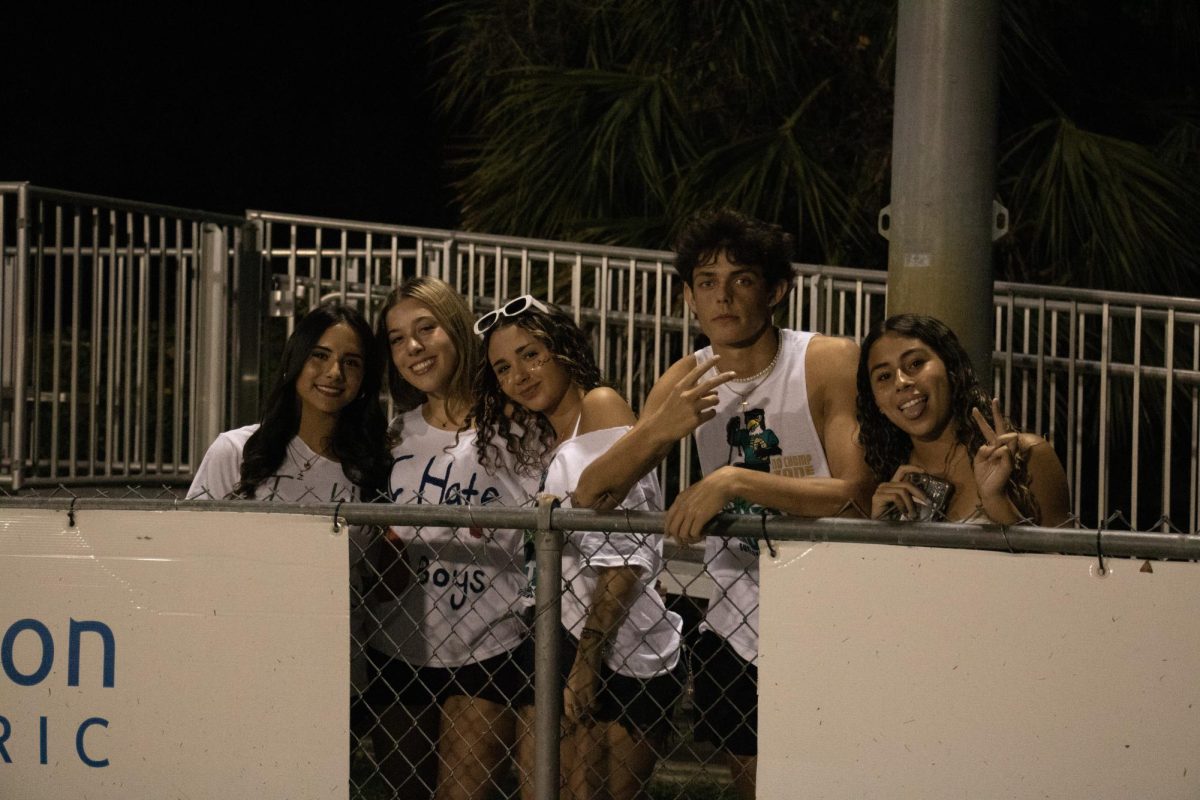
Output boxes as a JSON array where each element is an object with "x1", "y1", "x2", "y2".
[{"x1": 1, "y1": 9, "x2": 455, "y2": 227}]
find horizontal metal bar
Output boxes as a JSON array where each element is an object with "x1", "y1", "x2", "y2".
[
  {"x1": 1008, "y1": 352, "x2": 1200, "y2": 388},
  {"x1": 1, "y1": 183, "x2": 246, "y2": 225},
  {"x1": 2, "y1": 498, "x2": 1195, "y2": 562}
]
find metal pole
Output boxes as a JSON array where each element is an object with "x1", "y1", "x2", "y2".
[
  {"x1": 881, "y1": 0, "x2": 1002, "y2": 377},
  {"x1": 533, "y1": 493, "x2": 563, "y2": 800},
  {"x1": 235, "y1": 220, "x2": 265, "y2": 425},
  {"x1": 11, "y1": 185, "x2": 30, "y2": 489},
  {"x1": 193, "y1": 223, "x2": 229, "y2": 466}
]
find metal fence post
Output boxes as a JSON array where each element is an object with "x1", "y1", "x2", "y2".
[
  {"x1": 10, "y1": 184, "x2": 30, "y2": 489},
  {"x1": 193, "y1": 223, "x2": 229, "y2": 468},
  {"x1": 534, "y1": 492, "x2": 563, "y2": 800},
  {"x1": 234, "y1": 219, "x2": 265, "y2": 425}
]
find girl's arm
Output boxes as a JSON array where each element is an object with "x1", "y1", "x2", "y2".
[{"x1": 563, "y1": 564, "x2": 640, "y2": 725}]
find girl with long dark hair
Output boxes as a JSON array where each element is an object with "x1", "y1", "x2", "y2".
[
  {"x1": 857, "y1": 314, "x2": 1070, "y2": 525},
  {"x1": 187, "y1": 300, "x2": 389, "y2": 502},
  {"x1": 187, "y1": 301, "x2": 391, "y2": 754},
  {"x1": 474, "y1": 296, "x2": 683, "y2": 800}
]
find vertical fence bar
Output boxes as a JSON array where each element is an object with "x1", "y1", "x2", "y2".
[
  {"x1": 105, "y1": 209, "x2": 118, "y2": 476},
  {"x1": 853, "y1": 281, "x2": 863, "y2": 344},
  {"x1": 533, "y1": 493, "x2": 563, "y2": 800},
  {"x1": 1003, "y1": 292, "x2": 1014, "y2": 412},
  {"x1": 1035, "y1": 298, "x2": 1045, "y2": 436},
  {"x1": 50, "y1": 205, "x2": 64, "y2": 478},
  {"x1": 121, "y1": 211, "x2": 135, "y2": 472},
  {"x1": 1191, "y1": 323, "x2": 1199, "y2": 534},
  {"x1": 625, "y1": 259, "x2": 636, "y2": 401},
  {"x1": 172, "y1": 219, "x2": 186, "y2": 471},
  {"x1": 1097, "y1": 302, "x2": 1110, "y2": 525},
  {"x1": 808, "y1": 273, "x2": 819, "y2": 332},
  {"x1": 1019, "y1": 304, "x2": 1030, "y2": 429},
  {"x1": 286, "y1": 224, "x2": 298, "y2": 337},
  {"x1": 154, "y1": 217, "x2": 167, "y2": 473},
  {"x1": 31, "y1": 200, "x2": 45, "y2": 479},
  {"x1": 1048, "y1": 307, "x2": 1057, "y2": 449},
  {"x1": 571, "y1": 255, "x2": 582, "y2": 327},
  {"x1": 598, "y1": 256, "x2": 609, "y2": 370},
  {"x1": 69, "y1": 210, "x2": 81, "y2": 478},
  {"x1": 88, "y1": 210, "x2": 101, "y2": 477},
  {"x1": 520, "y1": 247, "x2": 530, "y2": 296},
  {"x1": 338, "y1": 228, "x2": 349, "y2": 303},
  {"x1": 1067, "y1": 303, "x2": 1078, "y2": 522},
  {"x1": 992, "y1": 304, "x2": 1003, "y2": 397},
  {"x1": 1131, "y1": 307, "x2": 1142, "y2": 528},
  {"x1": 1161, "y1": 308, "x2": 1175, "y2": 531},
  {"x1": 136, "y1": 216, "x2": 150, "y2": 472}
]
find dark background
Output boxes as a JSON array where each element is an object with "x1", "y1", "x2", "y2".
[{"x1": 1, "y1": 8, "x2": 455, "y2": 227}]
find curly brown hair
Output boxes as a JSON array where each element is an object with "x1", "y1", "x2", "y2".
[
  {"x1": 856, "y1": 314, "x2": 1040, "y2": 522},
  {"x1": 472, "y1": 304, "x2": 603, "y2": 476}
]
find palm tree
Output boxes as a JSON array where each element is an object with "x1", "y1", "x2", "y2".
[{"x1": 423, "y1": 0, "x2": 1199, "y2": 295}]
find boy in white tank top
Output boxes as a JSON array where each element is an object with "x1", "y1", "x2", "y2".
[{"x1": 571, "y1": 209, "x2": 874, "y2": 799}]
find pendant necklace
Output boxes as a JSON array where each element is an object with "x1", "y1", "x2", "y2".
[
  {"x1": 288, "y1": 439, "x2": 325, "y2": 479},
  {"x1": 727, "y1": 340, "x2": 781, "y2": 412}
]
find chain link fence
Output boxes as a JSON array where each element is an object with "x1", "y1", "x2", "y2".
[{"x1": 4, "y1": 485, "x2": 1196, "y2": 799}]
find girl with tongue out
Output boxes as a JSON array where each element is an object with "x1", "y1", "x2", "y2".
[{"x1": 857, "y1": 314, "x2": 1070, "y2": 526}]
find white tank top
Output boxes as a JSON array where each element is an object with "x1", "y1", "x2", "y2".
[
  {"x1": 692, "y1": 329, "x2": 831, "y2": 663},
  {"x1": 369, "y1": 408, "x2": 538, "y2": 667}
]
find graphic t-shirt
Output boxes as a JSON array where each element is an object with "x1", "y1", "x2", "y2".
[{"x1": 369, "y1": 408, "x2": 538, "y2": 668}]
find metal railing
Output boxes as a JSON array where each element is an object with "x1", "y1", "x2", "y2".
[
  {"x1": 4, "y1": 187, "x2": 1198, "y2": 532},
  {"x1": 248, "y1": 209, "x2": 1200, "y2": 532},
  {"x1": 0, "y1": 183, "x2": 256, "y2": 489},
  {"x1": 3, "y1": 490, "x2": 1196, "y2": 799}
]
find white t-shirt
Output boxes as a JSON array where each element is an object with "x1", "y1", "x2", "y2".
[
  {"x1": 541, "y1": 425, "x2": 683, "y2": 679},
  {"x1": 368, "y1": 408, "x2": 538, "y2": 668},
  {"x1": 692, "y1": 329, "x2": 832, "y2": 664}
]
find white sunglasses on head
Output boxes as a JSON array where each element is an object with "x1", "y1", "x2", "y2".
[{"x1": 473, "y1": 295, "x2": 553, "y2": 335}]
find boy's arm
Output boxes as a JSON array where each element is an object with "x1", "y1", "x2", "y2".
[
  {"x1": 665, "y1": 337, "x2": 876, "y2": 542},
  {"x1": 570, "y1": 355, "x2": 735, "y2": 509}
]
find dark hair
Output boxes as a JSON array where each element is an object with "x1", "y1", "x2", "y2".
[
  {"x1": 236, "y1": 302, "x2": 390, "y2": 500},
  {"x1": 375, "y1": 276, "x2": 479, "y2": 437},
  {"x1": 472, "y1": 304, "x2": 603, "y2": 476},
  {"x1": 673, "y1": 208, "x2": 795, "y2": 294},
  {"x1": 856, "y1": 314, "x2": 1038, "y2": 521}
]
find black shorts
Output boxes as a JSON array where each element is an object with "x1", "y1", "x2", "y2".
[
  {"x1": 519, "y1": 627, "x2": 683, "y2": 740},
  {"x1": 366, "y1": 639, "x2": 533, "y2": 709},
  {"x1": 690, "y1": 629, "x2": 758, "y2": 756}
]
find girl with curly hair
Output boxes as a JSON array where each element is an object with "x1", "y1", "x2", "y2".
[
  {"x1": 366, "y1": 277, "x2": 536, "y2": 800},
  {"x1": 857, "y1": 314, "x2": 1070, "y2": 525},
  {"x1": 473, "y1": 296, "x2": 683, "y2": 800}
]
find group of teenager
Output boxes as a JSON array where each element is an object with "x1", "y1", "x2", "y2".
[{"x1": 188, "y1": 208, "x2": 1071, "y2": 799}]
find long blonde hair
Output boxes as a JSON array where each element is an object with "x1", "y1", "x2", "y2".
[{"x1": 376, "y1": 276, "x2": 478, "y2": 419}]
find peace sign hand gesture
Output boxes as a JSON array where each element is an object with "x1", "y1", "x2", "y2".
[
  {"x1": 971, "y1": 398, "x2": 1022, "y2": 504},
  {"x1": 651, "y1": 356, "x2": 737, "y2": 442}
]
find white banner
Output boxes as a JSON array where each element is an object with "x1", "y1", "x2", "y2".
[
  {"x1": 760, "y1": 542, "x2": 1200, "y2": 799},
  {"x1": 0, "y1": 509, "x2": 349, "y2": 799}
]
